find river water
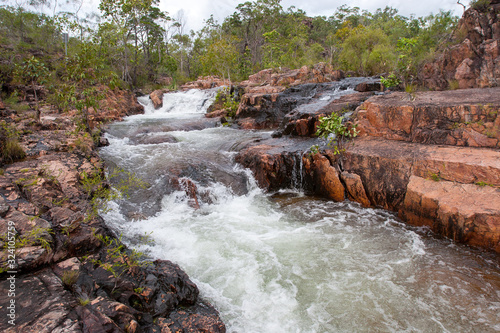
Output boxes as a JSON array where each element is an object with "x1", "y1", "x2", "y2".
[{"x1": 99, "y1": 88, "x2": 500, "y2": 333}]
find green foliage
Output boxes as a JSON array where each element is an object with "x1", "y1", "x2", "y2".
[
  {"x1": 14, "y1": 226, "x2": 53, "y2": 250},
  {"x1": 80, "y1": 168, "x2": 149, "y2": 221},
  {"x1": 61, "y1": 270, "x2": 80, "y2": 287},
  {"x1": 475, "y1": 181, "x2": 494, "y2": 187},
  {"x1": 339, "y1": 27, "x2": 397, "y2": 76},
  {"x1": 427, "y1": 171, "x2": 441, "y2": 182},
  {"x1": 91, "y1": 232, "x2": 150, "y2": 292},
  {"x1": 314, "y1": 112, "x2": 359, "y2": 155},
  {"x1": 0, "y1": 2, "x2": 460, "y2": 91},
  {"x1": 380, "y1": 73, "x2": 401, "y2": 89},
  {"x1": 214, "y1": 87, "x2": 239, "y2": 117},
  {"x1": 14, "y1": 56, "x2": 49, "y2": 122},
  {"x1": 78, "y1": 297, "x2": 90, "y2": 306},
  {"x1": 0, "y1": 121, "x2": 26, "y2": 164}
]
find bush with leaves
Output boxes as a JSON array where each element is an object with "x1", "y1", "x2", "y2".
[
  {"x1": 314, "y1": 112, "x2": 359, "y2": 155},
  {"x1": 14, "y1": 56, "x2": 49, "y2": 122}
]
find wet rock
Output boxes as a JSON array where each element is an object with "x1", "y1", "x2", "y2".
[
  {"x1": 274, "y1": 91, "x2": 375, "y2": 138},
  {"x1": 355, "y1": 88, "x2": 500, "y2": 148},
  {"x1": 149, "y1": 89, "x2": 169, "y2": 109},
  {"x1": 340, "y1": 171, "x2": 371, "y2": 208},
  {"x1": 236, "y1": 78, "x2": 379, "y2": 130},
  {"x1": 98, "y1": 137, "x2": 110, "y2": 147},
  {"x1": 130, "y1": 133, "x2": 178, "y2": 145},
  {"x1": 355, "y1": 81, "x2": 382, "y2": 92},
  {"x1": 306, "y1": 153, "x2": 345, "y2": 202},
  {"x1": 157, "y1": 303, "x2": 226, "y2": 333},
  {"x1": 171, "y1": 177, "x2": 200, "y2": 209},
  {"x1": 400, "y1": 176, "x2": 500, "y2": 252},
  {"x1": 235, "y1": 143, "x2": 309, "y2": 192}
]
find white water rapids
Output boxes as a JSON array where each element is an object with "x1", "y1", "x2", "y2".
[{"x1": 99, "y1": 88, "x2": 500, "y2": 333}]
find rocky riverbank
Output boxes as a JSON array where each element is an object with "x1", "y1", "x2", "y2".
[{"x1": 0, "y1": 88, "x2": 225, "y2": 332}]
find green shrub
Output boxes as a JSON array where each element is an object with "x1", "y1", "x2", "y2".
[
  {"x1": 470, "y1": 0, "x2": 491, "y2": 11},
  {"x1": 1, "y1": 139, "x2": 26, "y2": 163},
  {"x1": 314, "y1": 112, "x2": 359, "y2": 155}
]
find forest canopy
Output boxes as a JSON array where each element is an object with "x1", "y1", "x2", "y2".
[{"x1": 0, "y1": 0, "x2": 462, "y2": 90}]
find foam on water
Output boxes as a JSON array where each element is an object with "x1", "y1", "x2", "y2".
[{"x1": 100, "y1": 87, "x2": 500, "y2": 333}]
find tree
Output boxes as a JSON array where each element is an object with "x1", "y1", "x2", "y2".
[
  {"x1": 15, "y1": 56, "x2": 49, "y2": 123},
  {"x1": 339, "y1": 26, "x2": 396, "y2": 75}
]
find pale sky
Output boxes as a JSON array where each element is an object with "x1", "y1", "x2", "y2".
[
  {"x1": 2, "y1": 0, "x2": 472, "y2": 32},
  {"x1": 159, "y1": 0, "x2": 472, "y2": 31}
]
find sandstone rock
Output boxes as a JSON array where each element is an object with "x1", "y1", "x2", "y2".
[
  {"x1": 420, "y1": 5, "x2": 500, "y2": 89},
  {"x1": 159, "y1": 304, "x2": 226, "y2": 333},
  {"x1": 355, "y1": 81, "x2": 382, "y2": 92},
  {"x1": 149, "y1": 89, "x2": 168, "y2": 109},
  {"x1": 235, "y1": 141, "x2": 311, "y2": 192},
  {"x1": 181, "y1": 76, "x2": 231, "y2": 90},
  {"x1": 309, "y1": 154, "x2": 345, "y2": 202},
  {"x1": 340, "y1": 172, "x2": 371, "y2": 207},
  {"x1": 355, "y1": 88, "x2": 500, "y2": 148},
  {"x1": 274, "y1": 91, "x2": 375, "y2": 137},
  {"x1": 96, "y1": 87, "x2": 144, "y2": 125},
  {"x1": 342, "y1": 137, "x2": 500, "y2": 210},
  {"x1": 0, "y1": 196, "x2": 10, "y2": 217},
  {"x1": 399, "y1": 176, "x2": 500, "y2": 252}
]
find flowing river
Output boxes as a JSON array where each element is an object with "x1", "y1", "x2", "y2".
[{"x1": 99, "y1": 88, "x2": 500, "y2": 333}]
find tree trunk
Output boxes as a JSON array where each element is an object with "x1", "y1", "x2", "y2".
[{"x1": 32, "y1": 81, "x2": 40, "y2": 123}]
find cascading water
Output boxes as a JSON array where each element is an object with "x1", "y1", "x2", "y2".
[{"x1": 99, "y1": 88, "x2": 500, "y2": 333}]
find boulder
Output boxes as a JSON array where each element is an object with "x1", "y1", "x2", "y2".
[
  {"x1": 400, "y1": 176, "x2": 500, "y2": 253},
  {"x1": 307, "y1": 153, "x2": 345, "y2": 202},
  {"x1": 149, "y1": 89, "x2": 167, "y2": 109}
]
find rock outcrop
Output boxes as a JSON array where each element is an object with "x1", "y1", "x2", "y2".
[
  {"x1": 234, "y1": 77, "x2": 379, "y2": 130},
  {"x1": 181, "y1": 76, "x2": 231, "y2": 91},
  {"x1": 355, "y1": 88, "x2": 500, "y2": 147},
  {"x1": 421, "y1": 2, "x2": 500, "y2": 89}
]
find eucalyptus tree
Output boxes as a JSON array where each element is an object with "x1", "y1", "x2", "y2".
[{"x1": 98, "y1": 0, "x2": 169, "y2": 86}]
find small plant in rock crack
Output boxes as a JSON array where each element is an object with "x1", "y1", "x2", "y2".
[
  {"x1": 80, "y1": 167, "x2": 149, "y2": 221},
  {"x1": 313, "y1": 112, "x2": 359, "y2": 155},
  {"x1": 61, "y1": 270, "x2": 80, "y2": 288},
  {"x1": 91, "y1": 231, "x2": 150, "y2": 293}
]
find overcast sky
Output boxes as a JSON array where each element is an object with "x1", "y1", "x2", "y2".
[
  {"x1": 159, "y1": 0, "x2": 472, "y2": 31},
  {"x1": 2, "y1": 0, "x2": 472, "y2": 32}
]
